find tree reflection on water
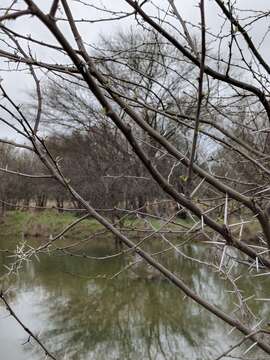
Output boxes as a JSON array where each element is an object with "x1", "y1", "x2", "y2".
[{"x1": 0, "y1": 238, "x2": 269, "y2": 359}]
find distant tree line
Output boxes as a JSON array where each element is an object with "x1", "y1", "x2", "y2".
[{"x1": 0, "y1": 128, "x2": 187, "y2": 217}]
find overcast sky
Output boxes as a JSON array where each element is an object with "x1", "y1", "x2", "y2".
[{"x1": 1, "y1": 0, "x2": 270, "y2": 141}]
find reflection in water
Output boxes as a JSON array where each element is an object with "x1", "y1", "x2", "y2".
[{"x1": 0, "y1": 236, "x2": 269, "y2": 359}]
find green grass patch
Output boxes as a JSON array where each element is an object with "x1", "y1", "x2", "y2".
[
  {"x1": 0, "y1": 210, "x2": 193, "y2": 245},
  {"x1": 0, "y1": 210, "x2": 103, "y2": 240}
]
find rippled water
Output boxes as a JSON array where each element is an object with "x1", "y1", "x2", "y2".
[{"x1": 0, "y1": 235, "x2": 269, "y2": 359}]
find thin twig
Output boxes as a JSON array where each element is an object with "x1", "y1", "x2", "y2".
[
  {"x1": 187, "y1": 0, "x2": 206, "y2": 193},
  {"x1": 0, "y1": 291, "x2": 57, "y2": 360}
]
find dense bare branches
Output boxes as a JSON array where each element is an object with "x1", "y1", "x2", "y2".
[{"x1": 1, "y1": 0, "x2": 270, "y2": 358}]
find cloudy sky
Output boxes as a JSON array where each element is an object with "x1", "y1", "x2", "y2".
[{"x1": 1, "y1": 0, "x2": 270, "y2": 141}]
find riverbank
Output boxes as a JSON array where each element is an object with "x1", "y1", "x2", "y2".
[
  {"x1": 0, "y1": 210, "x2": 191, "y2": 242},
  {"x1": 0, "y1": 210, "x2": 103, "y2": 240}
]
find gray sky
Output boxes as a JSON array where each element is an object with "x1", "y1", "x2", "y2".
[{"x1": 1, "y1": 0, "x2": 270, "y2": 141}]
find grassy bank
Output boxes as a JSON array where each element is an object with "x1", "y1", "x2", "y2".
[
  {"x1": 0, "y1": 210, "x2": 191, "y2": 242},
  {"x1": 0, "y1": 210, "x2": 261, "y2": 245},
  {"x1": 0, "y1": 210, "x2": 103, "y2": 240}
]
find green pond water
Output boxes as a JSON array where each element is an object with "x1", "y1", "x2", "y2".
[{"x1": 0, "y1": 235, "x2": 270, "y2": 360}]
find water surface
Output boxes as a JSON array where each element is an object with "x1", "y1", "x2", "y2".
[{"x1": 0, "y1": 235, "x2": 269, "y2": 359}]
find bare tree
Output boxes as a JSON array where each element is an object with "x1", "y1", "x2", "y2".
[{"x1": 1, "y1": 1, "x2": 270, "y2": 358}]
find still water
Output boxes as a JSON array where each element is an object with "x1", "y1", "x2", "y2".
[{"x1": 0, "y1": 235, "x2": 269, "y2": 360}]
